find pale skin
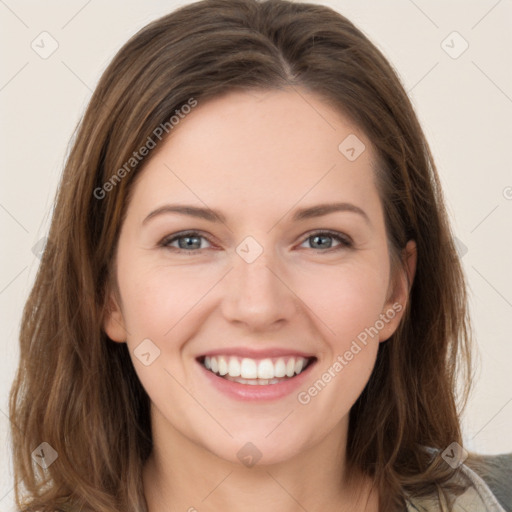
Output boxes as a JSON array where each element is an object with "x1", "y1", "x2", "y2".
[{"x1": 104, "y1": 88, "x2": 417, "y2": 511}]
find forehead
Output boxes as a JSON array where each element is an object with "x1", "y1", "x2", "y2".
[{"x1": 128, "y1": 88, "x2": 382, "y2": 225}]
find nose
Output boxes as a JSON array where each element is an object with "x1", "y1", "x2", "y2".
[{"x1": 220, "y1": 244, "x2": 298, "y2": 332}]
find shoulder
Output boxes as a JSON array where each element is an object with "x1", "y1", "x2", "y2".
[
  {"x1": 464, "y1": 452, "x2": 512, "y2": 512},
  {"x1": 405, "y1": 452, "x2": 512, "y2": 512}
]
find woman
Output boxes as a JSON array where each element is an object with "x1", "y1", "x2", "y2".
[{"x1": 9, "y1": 0, "x2": 511, "y2": 511}]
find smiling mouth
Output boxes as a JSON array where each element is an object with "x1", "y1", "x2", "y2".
[{"x1": 197, "y1": 355, "x2": 317, "y2": 385}]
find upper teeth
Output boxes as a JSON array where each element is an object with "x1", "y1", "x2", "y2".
[{"x1": 203, "y1": 356, "x2": 309, "y2": 379}]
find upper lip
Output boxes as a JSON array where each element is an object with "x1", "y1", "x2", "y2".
[{"x1": 197, "y1": 347, "x2": 316, "y2": 359}]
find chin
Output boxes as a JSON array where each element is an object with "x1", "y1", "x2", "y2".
[{"x1": 198, "y1": 428, "x2": 316, "y2": 468}]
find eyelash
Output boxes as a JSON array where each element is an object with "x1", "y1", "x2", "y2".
[{"x1": 159, "y1": 230, "x2": 353, "y2": 254}]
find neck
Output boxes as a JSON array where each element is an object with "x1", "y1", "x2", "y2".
[{"x1": 142, "y1": 406, "x2": 378, "y2": 512}]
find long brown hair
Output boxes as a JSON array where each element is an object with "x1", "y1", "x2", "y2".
[{"x1": 9, "y1": 0, "x2": 473, "y2": 510}]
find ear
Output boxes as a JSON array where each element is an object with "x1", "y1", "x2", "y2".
[
  {"x1": 103, "y1": 289, "x2": 127, "y2": 343},
  {"x1": 379, "y1": 239, "x2": 417, "y2": 342}
]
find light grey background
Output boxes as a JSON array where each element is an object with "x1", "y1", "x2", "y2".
[{"x1": 1, "y1": 0, "x2": 511, "y2": 509}]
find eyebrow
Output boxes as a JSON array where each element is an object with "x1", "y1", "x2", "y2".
[{"x1": 142, "y1": 202, "x2": 371, "y2": 226}]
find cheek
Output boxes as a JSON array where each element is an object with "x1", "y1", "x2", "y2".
[
  {"x1": 293, "y1": 266, "x2": 386, "y2": 422},
  {"x1": 293, "y1": 259, "x2": 389, "y2": 347},
  {"x1": 118, "y1": 262, "x2": 213, "y2": 338},
  {"x1": 117, "y1": 265, "x2": 203, "y2": 424}
]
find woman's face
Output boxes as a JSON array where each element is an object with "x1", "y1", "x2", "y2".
[{"x1": 104, "y1": 88, "x2": 415, "y2": 466}]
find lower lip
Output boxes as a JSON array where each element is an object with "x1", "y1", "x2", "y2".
[{"x1": 197, "y1": 359, "x2": 317, "y2": 401}]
